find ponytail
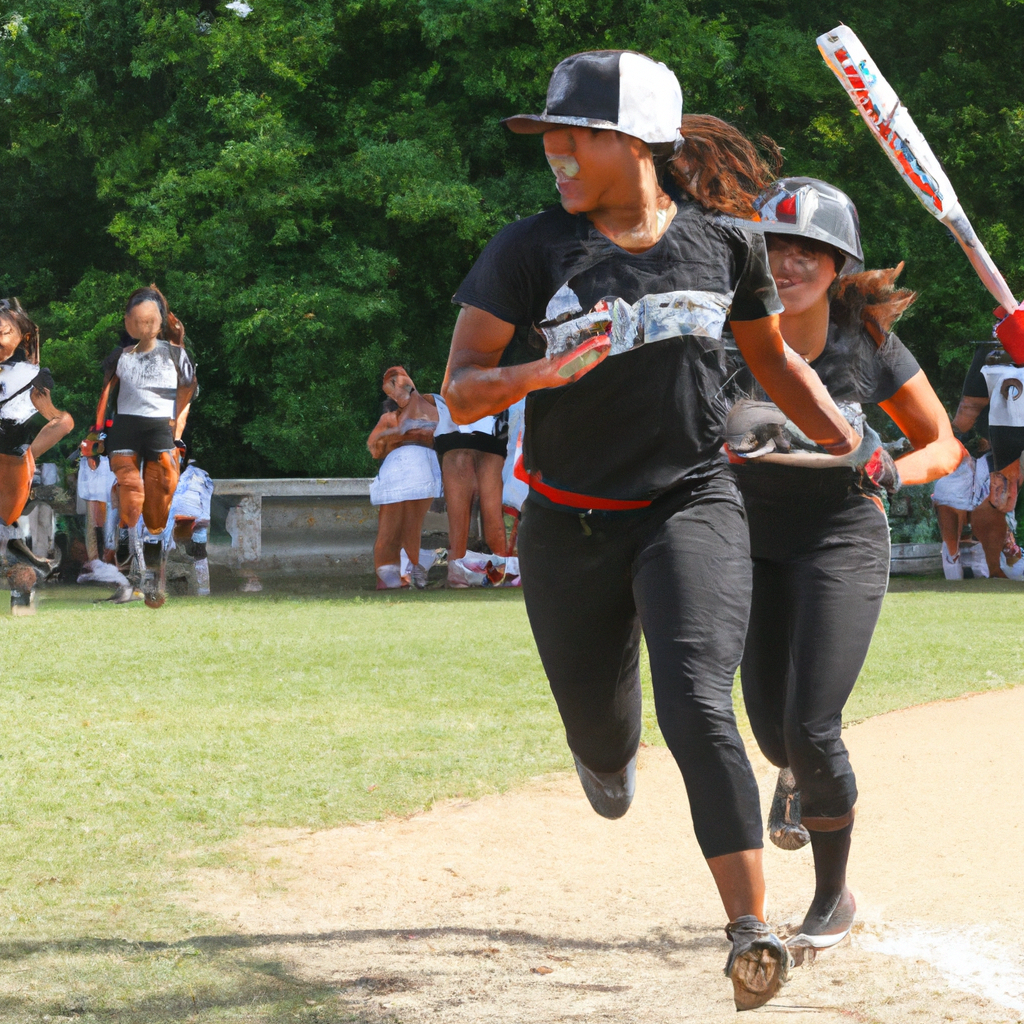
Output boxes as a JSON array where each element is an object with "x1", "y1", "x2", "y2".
[{"x1": 669, "y1": 115, "x2": 782, "y2": 218}]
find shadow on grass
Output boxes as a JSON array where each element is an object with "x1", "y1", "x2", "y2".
[{"x1": 0, "y1": 924, "x2": 722, "y2": 1021}]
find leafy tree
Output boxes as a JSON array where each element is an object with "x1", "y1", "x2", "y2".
[{"x1": 0, "y1": 0, "x2": 1020, "y2": 475}]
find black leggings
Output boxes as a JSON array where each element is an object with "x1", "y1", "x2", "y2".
[
  {"x1": 737, "y1": 466, "x2": 890, "y2": 823},
  {"x1": 517, "y1": 473, "x2": 762, "y2": 859}
]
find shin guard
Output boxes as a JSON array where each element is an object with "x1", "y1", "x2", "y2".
[{"x1": 142, "y1": 450, "x2": 180, "y2": 534}]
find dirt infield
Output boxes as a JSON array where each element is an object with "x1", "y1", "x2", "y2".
[{"x1": 187, "y1": 687, "x2": 1024, "y2": 1022}]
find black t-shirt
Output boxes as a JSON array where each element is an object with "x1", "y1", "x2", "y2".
[
  {"x1": 729, "y1": 303, "x2": 920, "y2": 500},
  {"x1": 453, "y1": 199, "x2": 782, "y2": 506}
]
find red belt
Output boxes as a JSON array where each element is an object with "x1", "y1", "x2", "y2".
[{"x1": 514, "y1": 454, "x2": 652, "y2": 511}]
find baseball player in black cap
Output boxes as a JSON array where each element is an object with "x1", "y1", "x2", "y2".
[{"x1": 441, "y1": 51, "x2": 865, "y2": 1009}]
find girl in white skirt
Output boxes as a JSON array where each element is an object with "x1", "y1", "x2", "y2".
[{"x1": 368, "y1": 366, "x2": 441, "y2": 588}]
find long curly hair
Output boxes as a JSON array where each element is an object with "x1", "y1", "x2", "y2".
[
  {"x1": 832, "y1": 263, "x2": 917, "y2": 341},
  {"x1": 669, "y1": 114, "x2": 782, "y2": 218}
]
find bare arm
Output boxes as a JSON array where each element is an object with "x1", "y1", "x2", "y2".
[
  {"x1": 367, "y1": 411, "x2": 401, "y2": 460},
  {"x1": 951, "y1": 394, "x2": 988, "y2": 434},
  {"x1": 173, "y1": 398, "x2": 192, "y2": 441},
  {"x1": 29, "y1": 387, "x2": 74, "y2": 459},
  {"x1": 881, "y1": 371, "x2": 964, "y2": 485},
  {"x1": 731, "y1": 317, "x2": 860, "y2": 455},
  {"x1": 441, "y1": 306, "x2": 603, "y2": 424}
]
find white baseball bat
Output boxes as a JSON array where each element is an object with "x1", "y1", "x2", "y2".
[{"x1": 817, "y1": 24, "x2": 1018, "y2": 313}]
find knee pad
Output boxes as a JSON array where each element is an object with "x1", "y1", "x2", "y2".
[
  {"x1": 142, "y1": 450, "x2": 180, "y2": 533},
  {"x1": 110, "y1": 453, "x2": 144, "y2": 528},
  {"x1": 0, "y1": 449, "x2": 35, "y2": 526}
]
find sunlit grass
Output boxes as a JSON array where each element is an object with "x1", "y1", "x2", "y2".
[{"x1": 0, "y1": 579, "x2": 1019, "y2": 1019}]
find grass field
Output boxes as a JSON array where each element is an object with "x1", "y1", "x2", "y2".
[{"x1": 0, "y1": 579, "x2": 1021, "y2": 1021}]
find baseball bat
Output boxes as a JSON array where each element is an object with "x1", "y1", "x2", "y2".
[{"x1": 816, "y1": 25, "x2": 1018, "y2": 315}]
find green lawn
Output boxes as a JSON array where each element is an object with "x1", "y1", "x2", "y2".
[{"x1": 0, "y1": 579, "x2": 1021, "y2": 1021}]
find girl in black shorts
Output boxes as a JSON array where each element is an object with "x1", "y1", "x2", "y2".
[
  {"x1": 442, "y1": 52, "x2": 867, "y2": 1009},
  {"x1": 82, "y1": 286, "x2": 195, "y2": 607},
  {"x1": 726, "y1": 173, "x2": 962, "y2": 957}
]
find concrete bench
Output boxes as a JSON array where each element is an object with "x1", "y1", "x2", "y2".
[{"x1": 210, "y1": 478, "x2": 453, "y2": 583}]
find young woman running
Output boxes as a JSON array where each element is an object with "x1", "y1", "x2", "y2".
[
  {"x1": 441, "y1": 53, "x2": 872, "y2": 1009},
  {"x1": 0, "y1": 298, "x2": 74, "y2": 605},
  {"x1": 82, "y1": 286, "x2": 196, "y2": 608},
  {"x1": 726, "y1": 175, "x2": 962, "y2": 957}
]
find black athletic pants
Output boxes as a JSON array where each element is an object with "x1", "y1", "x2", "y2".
[
  {"x1": 737, "y1": 466, "x2": 890, "y2": 823},
  {"x1": 517, "y1": 472, "x2": 762, "y2": 859}
]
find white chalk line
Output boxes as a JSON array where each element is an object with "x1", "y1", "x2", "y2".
[{"x1": 855, "y1": 921, "x2": 1024, "y2": 1012}]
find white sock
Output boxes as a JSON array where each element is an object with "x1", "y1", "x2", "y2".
[{"x1": 376, "y1": 564, "x2": 403, "y2": 588}]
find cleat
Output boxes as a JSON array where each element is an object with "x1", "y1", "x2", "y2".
[
  {"x1": 786, "y1": 888, "x2": 856, "y2": 965},
  {"x1": 725, "y1": 916, "x2": 790, "y2": 1011},
  {"x1": 768, "y1": 767, "x2": 810, "y2": 851},
  {"x1": 572, "y1": 751, "x2": 636, "y2": 819}
]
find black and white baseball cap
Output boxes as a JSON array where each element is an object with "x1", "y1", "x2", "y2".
[{"x1": 503, "y1": 50, "x2": 683, "y2": 146}]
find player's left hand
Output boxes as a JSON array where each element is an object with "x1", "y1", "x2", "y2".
[{"x1": 851, "y1": 424, "x2": 902, "y2": 493}]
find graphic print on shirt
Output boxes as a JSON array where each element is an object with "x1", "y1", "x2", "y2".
[
  {"x1": 116, "y1": 342, "x2": 182, "y2": 419},
  {"x1": 453, "y1": 201, "x2": 783, "y2": 505}
]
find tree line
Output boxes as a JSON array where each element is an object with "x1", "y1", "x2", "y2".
[{"x1": 2, "y1": 0, "x2": 1022, "y2": 477}]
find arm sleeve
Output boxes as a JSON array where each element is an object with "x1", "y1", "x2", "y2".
[
  {"x1": 962, "y1": 343, "x2": 997, "y2": 399},
  {"x1": 724, "y1": 227, "x2": 784, "y2": 322},
  {"x1": 452, "y1": 220, "x2": 541, "y2": 327},
  {"x1": 868, "y1": 332, "x2": 922, "y2": 403}
]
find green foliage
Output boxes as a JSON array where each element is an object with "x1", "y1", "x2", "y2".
[{"x1": 0, "y1": 0, "x2": 1022, "y2": 474}]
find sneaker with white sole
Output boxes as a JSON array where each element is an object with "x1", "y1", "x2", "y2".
[
  {"x1": 786, "y1": 887, "x2": 856, "y2": 965},
  {"x1": 447, "y1": 558, "x2": 486, "y2": 588}
]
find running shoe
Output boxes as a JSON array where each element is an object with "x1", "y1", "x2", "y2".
[
  {"x1": 375, "y1": 563, "x2": 404, "y2": 589},
  {"x1": 724, "y1": 916, "x2": 790, "y2": 1011},
  {"x1": 767, "y1": 767, "x2": 810, "y2": 851},
  {"x1": 941, "y1": 541, "x2": 964, "y2": 581},
  {"x1": 447, "y1": 558, "x2": 486, "y2": 588},
  {"x1": 1000, "y1": 549, "x2": 1024, "y2": 580},
  {"x1": 785, "y1": 887, "x2": 856, "y2": 966},
  {"x1": 572, "y1": 751, "x2": 636, "y2": 820},
  {"x1": 409, "y1": 563, "x2": 429, "y2": 589}
]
